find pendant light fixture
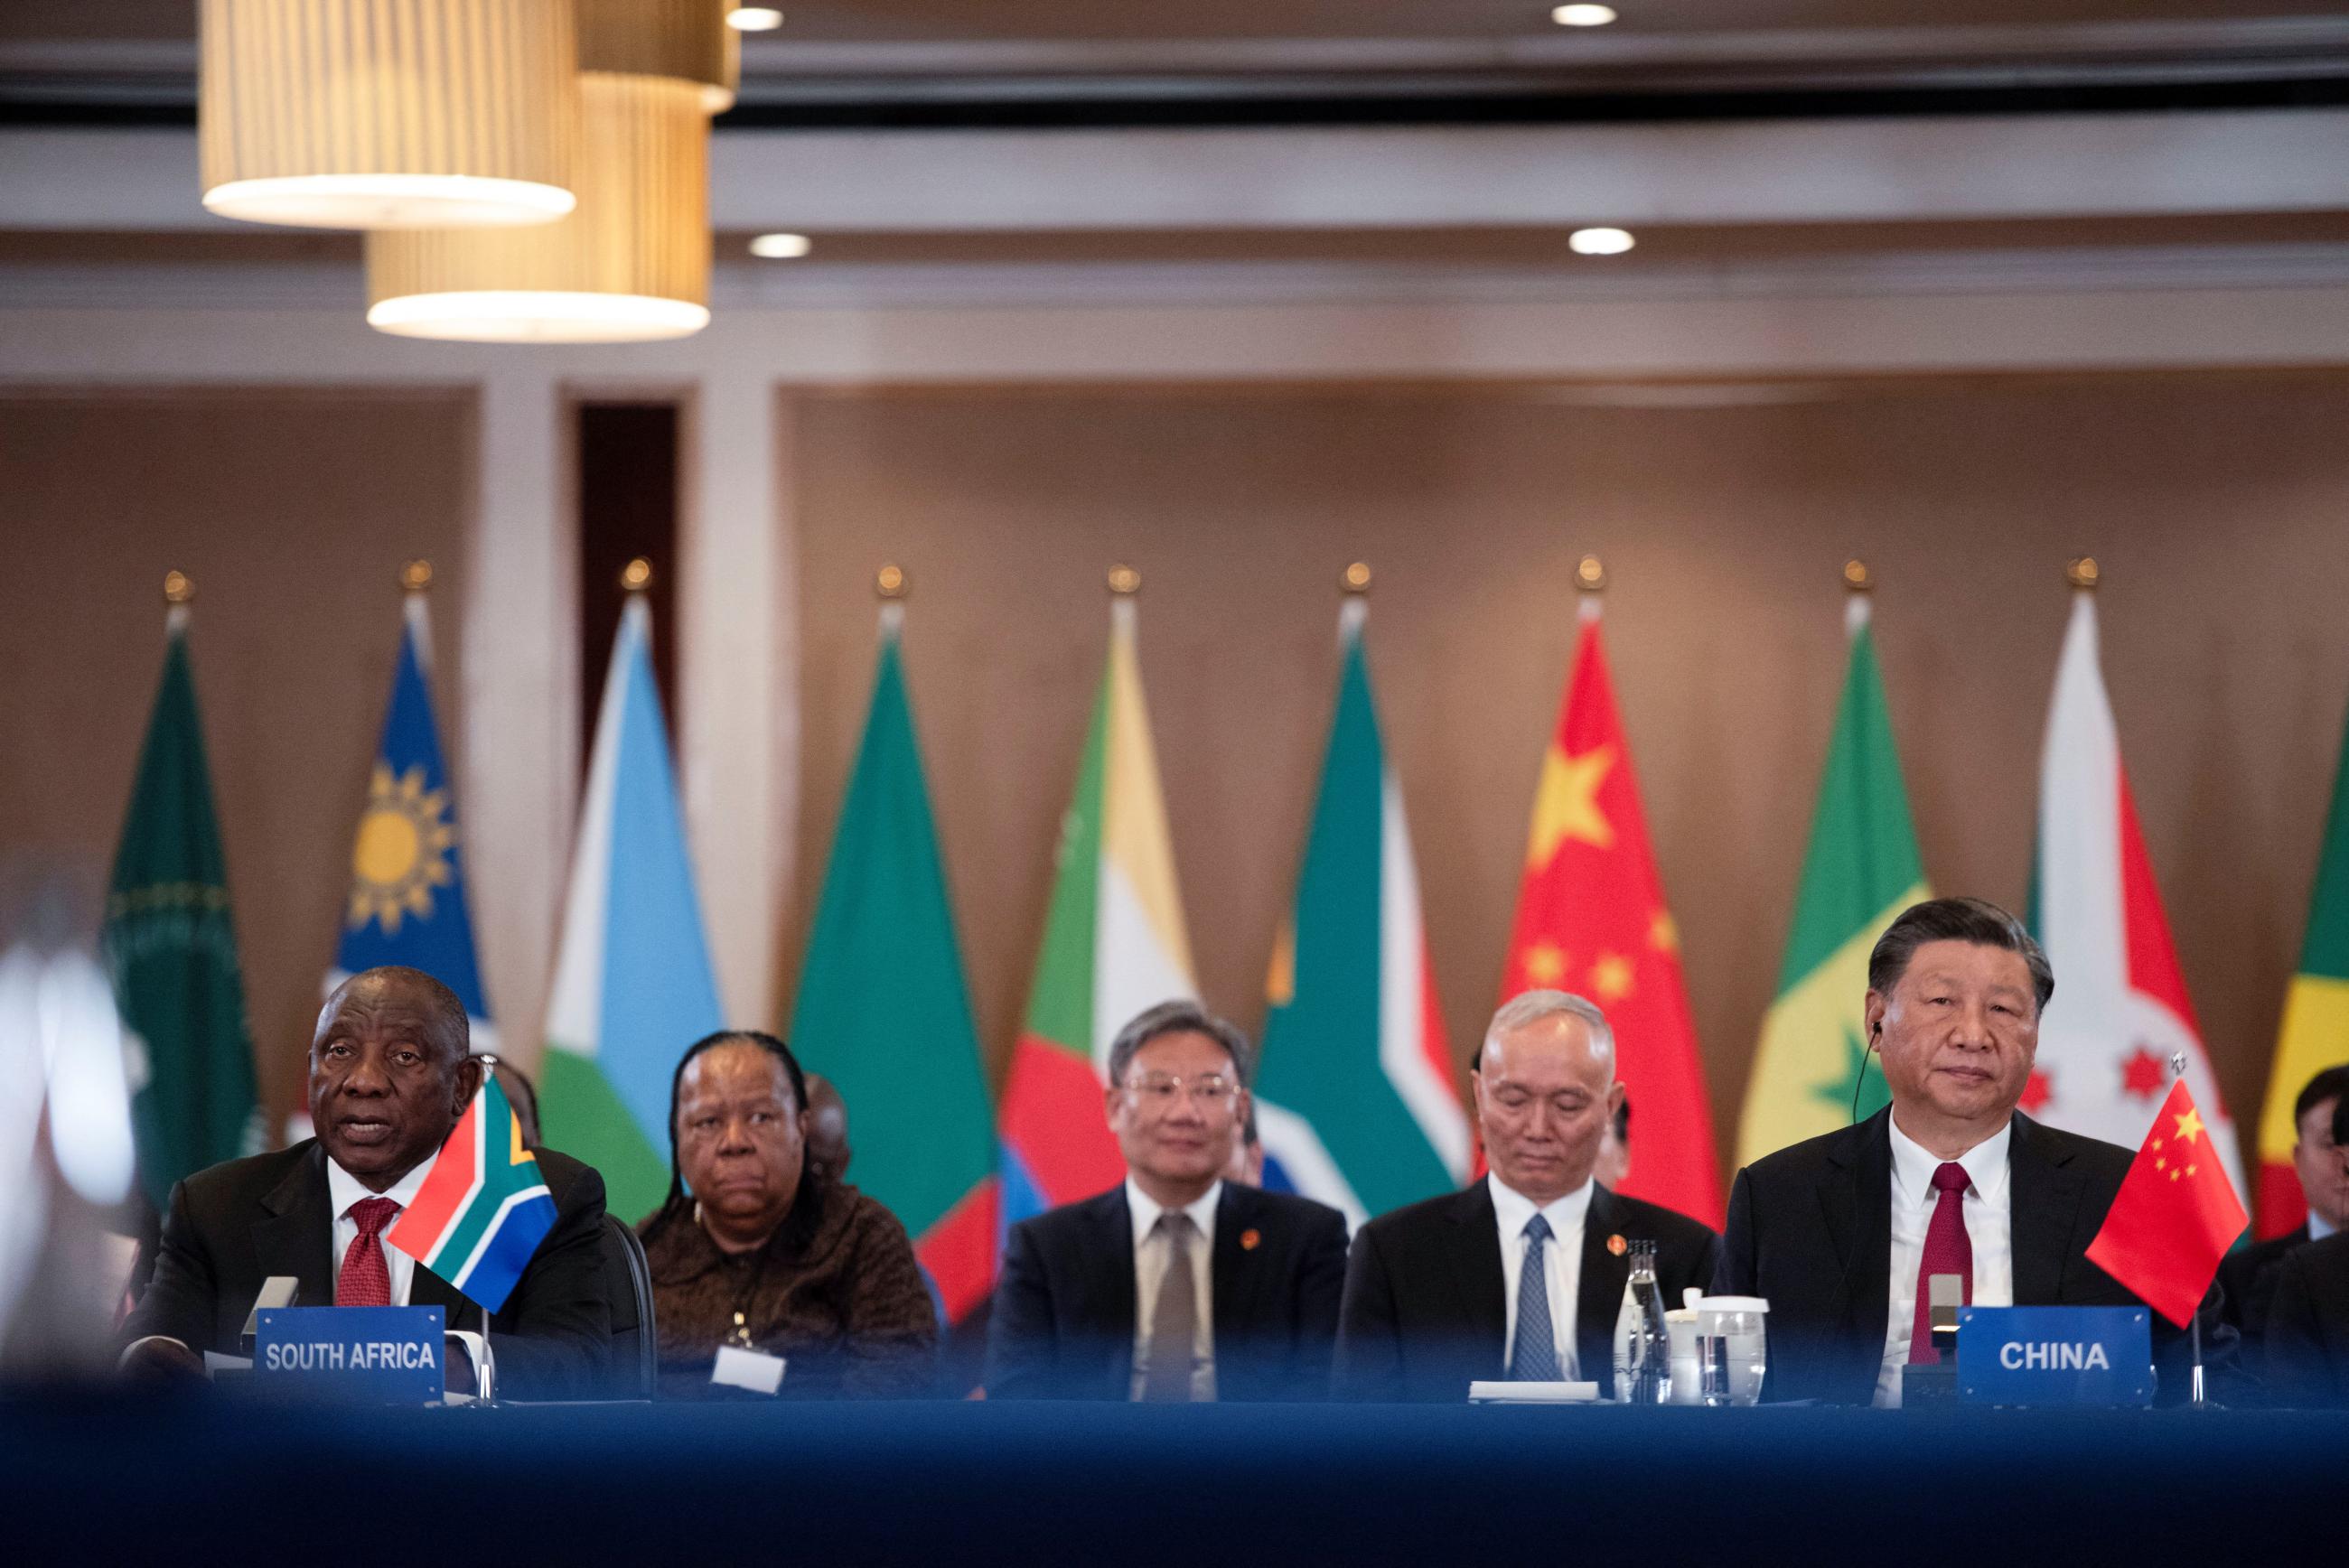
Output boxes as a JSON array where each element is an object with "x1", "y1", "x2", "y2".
[
  {"x1": 199, "y1": 0, "x2": 578, "y2": 229},
  {"x1": 363, "y1": 0, "x2": 729, "y2": 342}
]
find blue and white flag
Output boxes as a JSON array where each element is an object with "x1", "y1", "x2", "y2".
[{"x1": 536, "y1": 595, "x2": 724, "y2": 1224}]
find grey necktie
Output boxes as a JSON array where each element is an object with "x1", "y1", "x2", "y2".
[
  {"x1": 1511, "y1": 1213, "x2": 1562, "y2": 1381},
  {"x1": 1141, "y1": 1211, "x2": 1199, "y2": 1403}
]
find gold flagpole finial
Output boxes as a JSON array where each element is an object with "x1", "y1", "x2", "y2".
[
  {"x1": 2066, "y1": 555, "x2": 2100, "y2": 591},
  {"x1": 1340, "y1": 561, "x2": 1372, "y2": 595},
  {"x1": 1843, "y1": 558, "x2": 1874, "y2": 593},
  {"x1": 400, "y1": 558, "x2": 434, "y2": 593},
  {"x1": 621, "y1": 556, "x2": 655, "y2": 593},
  {"x1": 1107, "y1": 564, "x2": 1141, "y2": 596},
  {"x1": 163, "y1": 569, "x2": 195, "y2": 605},
  {"x1": 1575, "y1": 555, "x2": 1607, "y2": 593},
  {"x1": 875, "y1": 563, "x2": 908, "y2": 600}
]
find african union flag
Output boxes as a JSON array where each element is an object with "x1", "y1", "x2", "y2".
[
  {"x1": 386, "y1": 1071, "x2": 556, "y2": 1313},
  {"x1": 331, "y1": 583, "x2": 493, "y2": 1050}
]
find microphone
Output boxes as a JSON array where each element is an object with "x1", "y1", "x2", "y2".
[
  {"x1": 240, "y1": 1275, "x2": 299, "y2": 1347},
  {"x1": 1928, "y1": 1272, "x2": 1963, "y2": 1358}
]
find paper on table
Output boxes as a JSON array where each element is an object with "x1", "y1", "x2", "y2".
[
  {"x1": 712, "y1": 1346, "x2": 786, "y2": 1395},
  {"x1": 1468, "y1": 1380, "x2": 1602, "y2": 1404}
]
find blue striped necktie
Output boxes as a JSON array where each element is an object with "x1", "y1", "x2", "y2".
[{"x1": 1511, "y1": 1212, "x2": 1561, "y2": 1381}]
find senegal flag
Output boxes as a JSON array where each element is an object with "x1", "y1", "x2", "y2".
[
  {"x1": 2253, "y1": 700, "x2": 2349, "y2": 1237},
  {"x1": 1735, "y1": 591, "x2": 1928, "y2": 1164},
  {"x1": 997, "y1": 593, "x2": 1195, "y2": 1230},
  {"x1": 791, "y1": 603, "x2": 998, "y2": 1321}
]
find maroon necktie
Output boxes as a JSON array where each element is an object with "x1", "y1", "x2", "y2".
[
  {"x1": 1907, "y1": 1162, "x2": 1972, "y2": 1365},
  {"x1": 336, "y1": 1196, "x2": 399, "y2": 1308}
]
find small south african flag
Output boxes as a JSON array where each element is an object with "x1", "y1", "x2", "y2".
[{"x1": 386, "y1": 1069, "x2": 557, "y2": 1313}]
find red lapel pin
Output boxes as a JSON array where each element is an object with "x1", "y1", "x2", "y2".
[
  {"x1": 1606, "y1": 1233, "x2": 1627, "y2": 1257},
  {"x1": 1240, "y1": 1228, "x2": 1261, "y2": 1252}
]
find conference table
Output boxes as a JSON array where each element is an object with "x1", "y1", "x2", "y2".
[{"x1": 5, "y1": 1394, "x2": 2338, "y2": 1564}]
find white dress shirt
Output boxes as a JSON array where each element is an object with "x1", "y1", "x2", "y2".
[
  {"x1": 326, "y1": 1157, "x2": 432, "y2": 1304},
  {"x1": 1128, "y1": 1177, "x2": 1221, "y2": 1401},
  {"x1": 2311, "y1": 1211, "x2": 2337, "y2": 1242},
  {"x1": 1876, "y1": 1116, "x2": 2014, "y2": 1407},
  {"x1": 1490, "y1": 1173, "x2": 1593, "y2": 1379}
]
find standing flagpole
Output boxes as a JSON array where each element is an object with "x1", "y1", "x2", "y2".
[{"x1": 2172, "y1": 1048, "x2": 2206, "y2": 1407}]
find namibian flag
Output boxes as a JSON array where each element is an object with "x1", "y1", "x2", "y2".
[{"x1": 386, "y1": 1070, "x2": 556, "y2": 1314}]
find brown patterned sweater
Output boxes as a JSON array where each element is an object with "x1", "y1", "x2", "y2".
[{"x1": 640, "y1": 1181, "x2": 939, "y2": 1400}]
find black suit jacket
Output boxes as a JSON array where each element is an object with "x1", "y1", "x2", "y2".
[
  {"x1": 1713, "y1": 1108, "x2": 2239, "y2": 1405},
  {"x1": 2217, "y1": 1222, "x2": 2308, "y2": 1365},
  {"x1": 1334, "y1": 1180, "x2": 1719, "y2": 1402},
  {"x1": 985, "y1": 1182, "x2": 1350, "y2": 1401},
  {"x1": 120, "y1": 1140, "x2": 613, "y2": 1400},
  {"x1": 2266, "y1": 1231, "x2": 2349, "y2": 1406}
]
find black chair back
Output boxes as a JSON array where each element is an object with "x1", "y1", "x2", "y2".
[{"x1": 598, "y1": 1212, "x2": 657, "y2": 1399}]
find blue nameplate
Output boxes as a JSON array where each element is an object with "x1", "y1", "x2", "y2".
[
  {"x1": 254, "y1": 1306, "x2": 445, "y2": 1404},
  {"x1": 1955, "y1": 1305, "x2": 2153, "y2": 1407}
]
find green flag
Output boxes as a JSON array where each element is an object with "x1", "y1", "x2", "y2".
[
  {"x1": 105, "y1": 619, "x2": 264, "y2": 1211},
  {"x1": 789, "y1": 611, "x2": 997, "y2": 1322},
  {"x1": 1734, "y1": 602, "x2": 1928, "y2": 1165}
]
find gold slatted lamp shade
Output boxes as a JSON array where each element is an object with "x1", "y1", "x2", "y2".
[
  {"x1": 579, "y1": 0, "x2": 740, "y2": 113},
  {"x1": 199, "y1": 0, "x2": 578, "y2": 229},
  {"x1": 365, "y1": 71, "x2": 710, "y2": 341}
]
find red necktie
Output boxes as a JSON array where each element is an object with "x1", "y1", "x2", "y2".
[
  {"x1": 1907, "y1": 1162, "x2": 1973, "y2": 1365},
  {"x1": 336, "y1": 1196, "x2": 400, "y2": 1308}
]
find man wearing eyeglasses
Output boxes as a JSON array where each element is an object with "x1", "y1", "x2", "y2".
[{"x1": 986, "y1": 1000, "x2": 1351, "y2": 1401}]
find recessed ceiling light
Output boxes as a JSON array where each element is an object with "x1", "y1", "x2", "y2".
[
  {"x1": 749, "y1": 232, "x2": 812, "y2": 258},
  {"x1": 728, "y1": 7, "x2": 784, "y2": 32},
  {"x1": 1568, "y1": 227, "x2": 1635, "y2": 256},
  {"x1": 1551, "y1": 5, "x2": 1618, "y2": 25}
]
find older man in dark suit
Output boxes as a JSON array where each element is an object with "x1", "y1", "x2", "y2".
[
  {"x1": 1715, "y1": 897, "x2": 2234, "y2": 1406},
  {"x1": 986, "y1": 1002, "x2": 1349, "y2": 1402},
  {"x1": 119, "y1": 966, "x2": 611, "y2": 1399},
  {"x1": 1335, "y1": 991, "x2": 1717, "y2": 1402}
]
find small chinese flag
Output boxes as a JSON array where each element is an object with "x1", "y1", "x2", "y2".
[{"x1": 2084, "y1": 1078, "x2": 2251, "y2": 1328}]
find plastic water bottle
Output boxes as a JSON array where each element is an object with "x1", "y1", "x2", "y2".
[{"x1": 1612, "y1": 1240, "x2": 1671, "y2": 1404}]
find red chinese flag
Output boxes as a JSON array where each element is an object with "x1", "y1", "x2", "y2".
[
  {"x1": 1499, "y1": 612, "x2": 1722, "y2": 1227},
  {"x1": 2084, "y1": 1079, "x2": 2251, "y2": 1328}
]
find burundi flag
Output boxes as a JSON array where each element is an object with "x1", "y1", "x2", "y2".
[
  {"x1": 1736, "y1": 588, "x2": 1929, "y2": 1165},
  {"x1": 387, "y1": 1069, "x2": 557, "y2": 1313},
  {"x1": 538, "y1": 595, "x2": 724, "y2": 1226},
  {"x1": 105, "y1": 602, "x2": 266, "y2": 1212},
  {"x1": 791, "y1": 603, "x2": 998, "y2": 1322},
  {"x1": 331, "y1": 584, "x2": 492, "y2": 1048},
  {"x1": 2252, "y1": 695, "x2": 2349, "y2": 1236},
  {"x1": 2032, "y1": 584, "x2": 2245, "y2": 1194},
  {"x1": 998, "y1": 593, "x2": 1195, "y2": 1230},
  {"x1": 1501, "y1": 599, "x2": 1720, "y2": 1225},
  {"x1": 1255, "y1": 596, "x2": 1471, "y2": 1227}
]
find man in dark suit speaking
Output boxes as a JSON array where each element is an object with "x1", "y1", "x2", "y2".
[
  {"x1": 986, "y1": 1002, "x2": 1349, "y2": 1401},
  {"x1": 118, "y1": 966, "x2": 612, "y2": 1399},
  {"x1": 1334, "y1": 991, "x2": 1717, "y2": 1401},
  {"x1": 1714, "y1": 897, "x2": 2233, "y2": 1406}
]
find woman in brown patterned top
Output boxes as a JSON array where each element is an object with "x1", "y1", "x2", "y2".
[{"x1": 639, "y1": 1030, "x2": 938, "y2": 1399}]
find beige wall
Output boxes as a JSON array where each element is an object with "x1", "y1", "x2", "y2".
[
  {"x1": 786, "y1": 372, "x2": 2349, "y2": 1183},
  {"x1": 0, "y1": 389, "x2": 473, "y2": 1123}
]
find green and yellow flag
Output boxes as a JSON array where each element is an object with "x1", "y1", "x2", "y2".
[
  {"x1": 105, "y1": 606, "x2": 265, "y2": 1211},
  {"x1": 1735, "y1": 592, "x2": 1928, "y2": 1165},
  {"x1": 2253, "y1": 699, "x2": 2349, "y2": 1237}
]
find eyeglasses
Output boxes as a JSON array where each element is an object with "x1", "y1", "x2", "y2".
[{"x1": 1121, "y1": 1071, "x2": 1240, "y2": 1108}]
